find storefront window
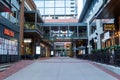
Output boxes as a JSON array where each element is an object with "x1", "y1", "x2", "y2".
[{"x1": 0, "y1": 37, "x2": 18, "y2": 55}]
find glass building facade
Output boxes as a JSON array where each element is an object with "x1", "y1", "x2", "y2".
[
  {"x1": 34, "y1": 0, "x2": 78, "y2": 19},
  {"x1": 0, "y1": 0, "x2": 20, "y2": 24},
  {"x1": 0, "y1": 0, "x2": 20, "y2": 63}
]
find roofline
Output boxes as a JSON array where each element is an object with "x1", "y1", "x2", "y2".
[
  {"x1": 39, "y1": 23, "x2": 87, "y2": 27},
  {"x1": 24, "y1": 10, "x2": 44, "y2": 23},
  {"x1": 78, "y1": 0, "x2": 92, "y2": 22}
]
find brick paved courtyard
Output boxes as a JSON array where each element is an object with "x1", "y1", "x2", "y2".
[{"x1": 0, "y1": 57, "x2": 119, "y2": 80}]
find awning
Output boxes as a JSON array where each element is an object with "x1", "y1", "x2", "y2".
[
  {"x1": 96, "y1": 0, "x2": 120, "y2": 19},
  {"x1": 0, "y1": 2, "x2": 12, "y2": 12},
  {"x1": 76, "y1": 46, "x2": 86, "y2": 50}
]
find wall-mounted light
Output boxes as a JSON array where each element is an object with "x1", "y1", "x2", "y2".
[{"x1": 24, "y1": 39, "x2": 32, "y2": 43}]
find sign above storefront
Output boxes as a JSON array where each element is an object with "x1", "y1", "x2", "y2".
[
  {"x1": 103, "y1": 23, "x2": 115, "y2": 31},
  {"x1": 4, "y1": 28, "x2": 14, "y2": 37}
]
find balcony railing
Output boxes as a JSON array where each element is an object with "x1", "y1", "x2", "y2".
[
  {"x1": 0, "y1": 13, "x2": 18, "y2": 25},
  {"x1": 54, "y1": 48, "x2": 70, "y2": 50},
  {"x1": 71, "y1": 33, "x2": 88, "y2": 39},
  {"x1": 24, "y1": 22, "x2": 44, "y2": 35},
  {"x1": 43, "y1": 33, "x2": 88, "y2": 41},
  {"x1": 9, "y1": 15, "x2": 18, "y2": 24}
]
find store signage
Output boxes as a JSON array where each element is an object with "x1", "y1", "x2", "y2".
[
  {"x1": 36, "y1": 46, "x2": 41, "y2": 54},
  {"x1": 103, "y1": 23, "x2": 115, "y2": 31},
  {"x1": 104, "y1": 31, "x2": 110, "y2": 40},
  {"x1": 4, "y1": 28, "x2": 14, "y2": 37}
]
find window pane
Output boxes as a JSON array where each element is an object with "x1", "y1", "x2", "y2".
[
  {"x1": 35, "y1": 1, "x2": 44, "y2": 7},
  {"x1": 66, "y1": 1, "x2": 71, "y2": 7},
  {"x1": 55, "y1": 1, "x2": 65, "y2": 7},
  {"x1": 45, "y1": 8, "x2": 54, "y2": 15},
  {"x1": 55, "y1": 8, "x2": 65, "y2": 15},
  {"x1": 38, "y1": 8, "x2": 44, "y2": 15},
  {"x1": 45, "y1": 1, "x2": 54, "y2": 7},
  {"x1": 66, "y1": 8, "x2": 71, "y2": 14}
]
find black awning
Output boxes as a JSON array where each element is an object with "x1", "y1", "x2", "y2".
[
  {"x1": 24, "y1": 11, "x2": 44, "y2": 23},
  {"x1": 96, "y1": 0, "x2": 120, "y2": 19},
  {"x1": 76, "y1": 46, "x2": 86, "y2": 50},
  {"x1": 0, "y1": 2, "x2": 12, "y2": 12}
]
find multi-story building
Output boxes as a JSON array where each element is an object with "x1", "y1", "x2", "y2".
[
  {"x1": 82, "y1": 0, "x2": 87, "y2": 6},
  {"x1": 79, "y1": 0, "x2": 120, "y2": 54},
  {"x1": 0, "y1": 0, "x2": 49, "y2": 62},
  {"x1": 34, "y1": 0, "x2": 88, "y2": 57},
  {"x1": 19, "y1": 0, "x2": 50, "y2": 59},
  {"x1": 34, "y1": 0, "x2": 78, "y2": 20},
  {"x1": 0, "y1": 0, "x2": 20, "y2": 63}
]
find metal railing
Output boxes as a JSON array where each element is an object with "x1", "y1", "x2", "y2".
[
  {"x1": 42, "y1": 33, "x2": 88, "y2": 41},
  {"x1": 71, "y1": 33, "x2": 88, "y2": 39},
  {"x1": 24, "y1": 22, "x2": 44, "y2": 35}
]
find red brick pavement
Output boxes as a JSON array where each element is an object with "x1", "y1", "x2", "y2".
[
  {"x1": 0, "y1": 60, "x2": 34, "y2": 80},
  {"x1": 1, "y1": 58, "x2": 119, "y2": 80},
  {"x1": 37, "y1": 57, "x2": 51, "y2": 60},
  {"x1": 88, "y1": 61, "x2": 120, "y2": 79}
]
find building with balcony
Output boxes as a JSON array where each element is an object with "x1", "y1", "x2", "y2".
[
  {"x1": 40, "y1": 22, "x2": 88, "y2": 57},
  {"x1": 32, "y1": 0, "x2": 88, "y2": 57},
  {"x1": 0, "y1": 0, "x2": 88, "y2": 61},
  {"x1": 0, "y1": 0, "x2": 20, "y2": 63},
  {"x1": 79, "y1": 0, "x2": 120, "y2": 54},
  {"x1": 19, "y1": 0, "x2": 50, "y2": 59},
  {"x1": 34, "y1": 0, "x2": 78, "y2": 20}
]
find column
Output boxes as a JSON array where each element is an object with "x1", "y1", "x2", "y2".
[
  {"x1": 68, "y1": 26, "x2": 69, "y2": 37},
  {"x1": 77, "y1": 26, "x2": 79, "y2": 37},
  {"x1": 33, "y1": 38, "x2": 36, "y2": 58},
  {"x1": 59, "y1": 26, "x2": 60, "y2": 37},
  {"x1": 35, "y1": 10, "x2": 37, "y2": 28},
  {"x1": 87, "y1": 22, "x2": 91, "y2": 54},
  {"x1": 96, "y1": 19, "x2": 102, "y2": 49},
  {"x1": 73, "y1": 41, "x2": 76, "y2": 57},
  {"x1": 19, "y1": 0, "x2": 24, "y2": 57},
  {"x1": 50, "y1": 26, "x2": 51, "y2": 37}
]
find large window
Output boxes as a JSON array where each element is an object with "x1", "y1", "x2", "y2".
[
  {"x1": 55, "y1": 8, "x2": 65, "y2": 15},
  {"x1": 39, "y1": 8, "x2": 44, "y2": 15},
  {"x1": 35, "y1": 1, "x2": 44, "y2": 7},
  {"x1": 0, "y1": 37, "x2": 18, "y2": 55},
  {"x1": 45, "y1": 1, "x2": 54, "y2": 7},
  {"x1": 55, "y1": 1, "x2": 65, "y2": 7},
  {"x1": 34, "y1": 0, "x2": 77, "y2": 18},
  {"x1": 45, "y1": 8, "x2": 54, "y2": 15}
]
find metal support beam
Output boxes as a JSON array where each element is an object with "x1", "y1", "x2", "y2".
[
  {"x1": 50, "y1": 26, "x2": 51, "y2": 37},
  {"x1": 77, "y1": 26, "x2": 79, "y2": 37},
  {"x1": 68, "y1": 26, "x2": 69, "y2": 37},
  {"x1": 59, "y1": 26, "x2": 60, "y2": 37},
  {"x1": 73, "y1": 42, "x2": 76, "y2": 57},
  {"x1": 35, "y1": 10, "x2": 37, "y2": 29}
]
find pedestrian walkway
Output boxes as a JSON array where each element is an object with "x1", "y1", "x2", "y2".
[
  {"x1": 3, "y1": 57, "x2": 119, "y2": 80},
  {"x1": 0, "y1": 60, "x2": 33, "y2": 80}
]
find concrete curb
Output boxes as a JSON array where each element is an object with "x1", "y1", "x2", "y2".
[{"x1": 94, "y1": 62, "x2": 120, "y2": 75}]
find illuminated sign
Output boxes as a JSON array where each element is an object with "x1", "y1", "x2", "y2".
[
  {"x1": 24, "y1": 39, "x2": 32, "y2": 43},
  {"x1": 103, "y1": 23, "x2": 115, "y2": 31},
  {"x1": 36, "y1": 46, "x2": 41, "y2": 54},
  {"x1": 4, "y1": 28, "x2": 14, "y2": 37}
]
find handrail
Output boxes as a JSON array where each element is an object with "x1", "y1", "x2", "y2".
[
  {"x1": 24, "y1": 22, "x2": 44, "y2": 34},
  {"x1": 43, "y1": 33, "x2": 88, "y2": 41}
]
